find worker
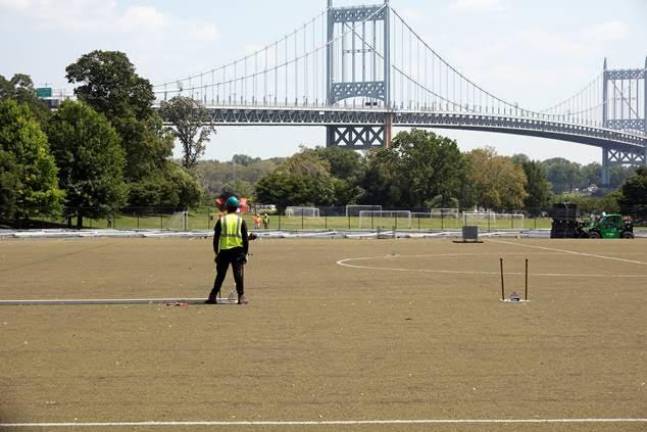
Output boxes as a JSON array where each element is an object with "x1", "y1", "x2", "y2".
[
  {"x1": 262, "y1": 213, "x2": 270, "y2": 230},
  {"x1": 253, "y1": 213, "x2": 262, "y2": 230},
  {"x1": 205, "y1": 196, "x2": 249, "y2": 305}
]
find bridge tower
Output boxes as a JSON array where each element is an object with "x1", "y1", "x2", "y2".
[
  {"x1": 326, "y1": 0, "x2": 393, "y2": 149},
  {"x1": 601, "y1": 57, "x2": 647, "y2": 186}
]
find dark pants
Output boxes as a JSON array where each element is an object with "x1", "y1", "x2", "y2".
[{"x1": 209, "y1": 248, "x2": 245, "y2": 299}]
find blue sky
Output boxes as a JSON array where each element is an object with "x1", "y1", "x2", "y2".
[{"x1": 1, "y1": 0, "x2": 645, "y2": 163}]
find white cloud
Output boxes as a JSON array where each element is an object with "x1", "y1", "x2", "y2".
[
  {"x1": 118, "y1": 6, "x2": 168, "y2": 32},
  {"x1": 3, "y1": 0, "x2": 119, "y2": 32},
  {"x1": 0, "y1": 0, "x2": 217, "y2": 42},
  {"x1": 587, "y1": 20, "x2": 629, "y2": 42},
  {"x1": 521, "y1": 29, "x2": 588, "y2": 57},
  {"x1": 399, "y1": 7, "x2": 424, "y2": 23},
  {"x1": 519, "y1": 20, "x2": 630, "y2": 59},
  {"x1": 450, "y1": 0, "x2": 504, "y2": 13},
  {"x1": 189, "y1": 23, "x2": 219, "y2": 43},
  {"x1": 0, "y1": 0, "x2": 30, "y2": 11}
]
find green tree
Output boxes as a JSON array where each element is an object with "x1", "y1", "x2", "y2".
[
  {"x1": 65, "y1": 51, "x2": 203, "y2": 209},
  {"x1": 255, "y1": 149, "x2": 337, "y2": 209},
  {"x1": 232, "y1": 154, "x2": 261, "y2": 167},
  {"x1": 0, "y1": 100, "x2": 63, "y2": 223},
  {"x1": 580, "y1": 162, "x2": 601, "y2": 187},
  {"x1": 522, "y1": 160, "x2": 552, "y2": 215},
  {"x1": 361, "y1": 148, "x2": 402, "y2": 208},
  {"x1": 395, "y1": 130, "x2": 467, "y2": 208},
  {"x1": 222, "y1": 179, "x2": 255, "y2": 201},
  {"x1": 313, "y1": 146, "x2": 366, "y2": 180},
  {"x1": 313, "y1": 146, "x2": 366, "y2": 204},
  {"x1": 511, "y1": 153, "x2": 530, "y2": 165},
  {"x1": 542, "y1": 158, "x2": 582, "y2": 193},
  {"x1": 361, "y1": 130, "x2": 467, "y2": 208},
  {"x1": 466, "y1": 147, "x2": 527, "y2": 211},
  {"x1": 47, "y1": 101, "x2": 126, "y2": 228},
  {"x1": 557, "y1": 192, "x2": 621, "y2": 215},
  {"x1": 66, "y1": 50, "x2": 154, "y2": 121},
  {"x1": 609, "y1": 165, "x2": 637, "y2": 189},
  {"x1": 194, "y1": 157, "x2": 282, "y2": 198},
  {"x1": 159, "y1": 96, "x2": 216, "y2": 169},
  {"x1": 66, "y1": 51, "x2": 169, "y2": 181},
  {"x1": 115, "y1": 114, "x2": 176, "y2": 182},
  {"x1": 619, "y1": 167, "x2": 647, "y2": 220},
  {"x1": 125, "y1": 163, "x2": 203, "y2": 211},
  {"x1": 0, "y1": 73, "x2": 50, "y2": 125}
]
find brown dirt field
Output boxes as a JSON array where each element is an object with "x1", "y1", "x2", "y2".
[{"x1": 1, "y1": 237, "x2": 646, "y2": 432}]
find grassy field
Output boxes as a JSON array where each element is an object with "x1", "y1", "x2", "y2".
[{"x1": 1, "y1": 237, "x2": 646, "y2": 431}]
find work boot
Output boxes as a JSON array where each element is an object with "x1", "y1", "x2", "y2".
[
  {"x1": 205, "y1": 294, "x2": 218, "y2": 304},
  {"x1": 237, "y1": 295, "x2": 248, "y2": 305}
]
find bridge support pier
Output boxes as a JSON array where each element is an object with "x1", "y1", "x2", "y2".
[
  {"x1": 601, "y1": 147, "x2": 610, "y2": 187},
  {"x1": 326, "y1": 125, "x2": 386, "y2": 149},
  {"x1": 384, "y1": 113, "x2": 393, "y2": 148},
  {"x1": 601, "y1": 146, "x2": 647, "y2": 187},
  {"x1": 326, "y1": 113, "x2": 393, "y2": 150}
]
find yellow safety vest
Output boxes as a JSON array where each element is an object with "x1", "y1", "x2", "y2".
[{"x1": 218, "y1": 213, "x2": 243, "y2": 251}]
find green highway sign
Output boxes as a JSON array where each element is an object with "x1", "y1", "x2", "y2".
[{"x1": 36, "y1": 87, "x2": 52, "y2": 98}]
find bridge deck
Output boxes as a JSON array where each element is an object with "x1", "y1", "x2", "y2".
[{"x1": 191, "y1": 105, "x2": 646, "y2": 152}]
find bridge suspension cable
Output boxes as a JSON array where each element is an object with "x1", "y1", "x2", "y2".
[
  {"x1": 538, "y1": 73, "x2": 605, "y2": 127},
  {"x1": 388, "y1": 7, "x2": 529, "y2": 116},
  {"x1": 152, "y1": 1, "x2": 645, "y2": 141},
  {"x1": 153, "y1": 9, "x2": 331, "y2": 106}
]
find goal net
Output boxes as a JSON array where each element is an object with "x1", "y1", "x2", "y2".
[
  {"x1": 430, "y1": 208, "x2": 460, "y2": 218},
  {"x1": 346, "y1": 204, "x2": 382, "y2": 217},
  {"x1": 462, "y1": 211, "x2": 496, "y2": 227},
  {"x1": 285, "y1": 206, "x2": 320, "y2": 217},
  {"x1": 167, "y1": 210, "x2": 189, "y2": 231},
  {"x1": 496, "y1": 213, "x2": 526, "y2": 229},
  {"x1": 462, "y1": 211, "x2": 525, "y2": 230},
  {"x1": 358, "y1": 210, "x2": 412, "y2": 229}
]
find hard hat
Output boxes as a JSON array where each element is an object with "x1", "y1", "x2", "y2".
[{"x1": 226, "y1": 196, "x2": 240, "y2": 209}]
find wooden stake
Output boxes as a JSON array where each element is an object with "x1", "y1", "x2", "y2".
[
  {"x1": 500, "y1": 258, "x2": 505, "y2": 301},
  {"x1": 525, "y1": 258, "x2": 529, "y2": 301}
]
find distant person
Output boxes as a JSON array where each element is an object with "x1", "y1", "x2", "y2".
[
  {"x1": 253, "y1": 213, "x2": 262, "y2": 230},
  {"x1": 262, "y1": 213, "x2": 270, "y2": 230},
  {"x1": 205, "y1": 196, "x2": 249, "y2": 305}
]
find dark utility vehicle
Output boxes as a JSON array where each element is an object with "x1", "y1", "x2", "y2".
[{"x1": 550, "y1": 203, "x2": 634, "y2": 239}]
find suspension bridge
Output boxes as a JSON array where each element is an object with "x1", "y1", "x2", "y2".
[{"x1": 154, "y1": 0, "x2": 647, "y2": 186}]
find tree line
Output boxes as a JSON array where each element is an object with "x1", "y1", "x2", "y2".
[
  {"x1": 2, "y1": 50, "x2": 645, "y2": 228},
  {"x1": 1, "y1": 51, "x2": 204, "y2": 228},
  {"x1": 253, "y1": 130, "x2": 550, "y2": 214},
  {"x1": 235, "y1": 130, "x2": 644, "y2": 218}
]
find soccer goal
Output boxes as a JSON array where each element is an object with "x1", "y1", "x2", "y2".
[
  {"x1": 497, "y1": 213, "x2": 526, "y2": 230},
  {"x1": 462, "y1": 211, "x2": 525, "y2": 230},
  {"x1": 166, "y1": 210, "x2": 189, "y2": 231},
  {"x1": 345, "y1": 204, "x2": 382, "y2": 217},
  {"x1": 285, "y1": 206, "x2": 320, "y2": 217},
  {"x1": 358, "y1": 210, "x2": 412, "y2": 229},
  {"x1": 430, "y1": 208, "x2": 460, "y2": 218},
  {"x1": 462, "y1": 211, "x2": 496, "y2": 228}
]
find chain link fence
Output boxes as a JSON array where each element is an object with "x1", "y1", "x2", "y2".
[
  {"x1": 2, "y1": 206, "x2": 550, "y2": 232},
  {"x1": 6, "y1": 205, "x2": 645, "y2": 232}
]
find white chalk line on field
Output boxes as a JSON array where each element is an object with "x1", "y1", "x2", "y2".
[
  {"x1": 2, "y1": 418, "x2": 647, "y2": 428},
  {"x1": 0, "y1": 298, "x2": 232, "y2": 306},
  {"x1": 336, "y1": 254, "x2": 647, "y2": 278},
  {"x1": 489, "y1": 239, "x2": 647, "y2": 266}
]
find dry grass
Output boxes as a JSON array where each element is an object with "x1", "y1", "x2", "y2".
[{"x1": 1, "y1": 237, "x2": 646, "y2": 431}]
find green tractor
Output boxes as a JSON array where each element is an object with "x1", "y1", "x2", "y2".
[
  {"x1": 550, "y1": 204, "x2": 634, "y2": 239},
  {"x1": 585, "y1": 213, "x2": 634, "y2": 239}
]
